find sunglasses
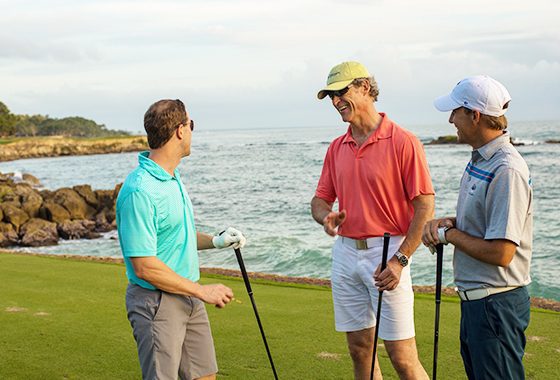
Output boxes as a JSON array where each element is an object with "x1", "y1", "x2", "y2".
[
  {"x1": 177, "y1": 119, "x2": 194, "y2": 131},
  {"x1": 327, "y1": 85, "x2": 351, "y2": 99}
]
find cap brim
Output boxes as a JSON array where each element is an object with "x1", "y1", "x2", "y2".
[
  {"x1": 317, "y1": 79, "x2": 354, "y2": 99},
  {"x1": 433, "y1": 94, "x2": 461, "y2": 112}
]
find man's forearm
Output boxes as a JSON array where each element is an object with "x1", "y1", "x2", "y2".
[
  {"x1": 311, "y1": 196, "x2": 333, "y2": 225},
  {"x1": 130, "y1": 256, "x2": 202, "y2": 297},
  {"x1": 197, "y1": 232, "x2": 215, "y2": 250},
  {"x1": 445, "y1": 228, "x2": 516, "y2": 267}
]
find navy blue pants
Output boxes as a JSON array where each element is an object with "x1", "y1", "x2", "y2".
[{"x1": 460, "y1": 286, "x2": 530, "y2": 380}]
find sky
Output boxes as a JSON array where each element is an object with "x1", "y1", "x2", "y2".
[{"x1": 1, "y1": 0, "x2": 559, "y2": 133}]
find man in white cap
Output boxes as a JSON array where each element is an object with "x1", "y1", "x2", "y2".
[
  {"x1": 311, "y1": 61, "x2": 433, "y2": 379},
  {"x1": 423, "y1": 76, "x2": 533, "y2": 379}
]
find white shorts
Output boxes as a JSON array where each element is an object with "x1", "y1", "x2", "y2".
[{"x1": 331, "y1": 235, "x2": 415, "y2": 341}]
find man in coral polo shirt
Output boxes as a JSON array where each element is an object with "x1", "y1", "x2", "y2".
[{"x1": 311, "y1": 61, "x2": 434, "y2": 380}]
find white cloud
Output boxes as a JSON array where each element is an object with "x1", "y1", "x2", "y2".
[{"x1": 1, "y1": 0, "x2": 559, "y2": 132}]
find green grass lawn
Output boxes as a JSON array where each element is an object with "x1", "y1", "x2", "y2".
[{"x1": 0, "y1": 253, "x2": 558, "y2": 379}]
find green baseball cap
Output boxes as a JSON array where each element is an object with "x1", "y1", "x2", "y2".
[{"x1": 317, "y1": 61, "x2": 371, "y2": 99}]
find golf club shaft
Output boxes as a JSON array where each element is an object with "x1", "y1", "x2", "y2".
[
  {"x1": 432, "y1": 243, "x2": 444, "y2": 380},
  {"x1": 370, "y1": 233, "x2": 391, "y2": 380},
  {"x1": 234, "y1": 248, "x2": 279, "y2": 380}
]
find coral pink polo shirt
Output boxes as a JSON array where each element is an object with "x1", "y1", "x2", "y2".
[{"x1": 315, "y1": 113, "x2": 434, "y2": 239}]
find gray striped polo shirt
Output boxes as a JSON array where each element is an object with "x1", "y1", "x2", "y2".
[{"x1": 454, "y1": 132, "x2": 533, "y2": 291}]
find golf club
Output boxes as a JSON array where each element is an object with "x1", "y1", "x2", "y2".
[
  {"x1": 370, "y1": 232, "x2": 391, "y2": 380},
  {"x1": 432, "y1": 243, "x2": 444, "y2": 380},
  {"x1": 234, "y1": 247, "x2": 279, "y2": 380}
]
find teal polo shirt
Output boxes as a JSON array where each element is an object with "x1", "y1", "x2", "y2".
[{"x1": 116, "y1": 151, "x2": 199, "y2": 289}]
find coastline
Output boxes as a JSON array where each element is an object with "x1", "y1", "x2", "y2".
[
  {"x1": 0, "y1": 136, "x2": 147, "y2": 162},
  {"x1": 2, "y1": 249, "x2": 558, "y2": 312}
]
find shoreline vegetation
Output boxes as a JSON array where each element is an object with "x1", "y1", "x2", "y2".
[
  {"x1": 1, "y1": 249, "x2": 558, "y2": 312},
  {"x1": 0, "y1": 135, "x2": 148, "y2": 162}
]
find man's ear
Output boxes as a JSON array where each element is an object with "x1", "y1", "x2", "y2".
[
  {"x1": 176, "y1": 125, "x2": 184, "y2": 140},
  {"x1": 472, "y1": 110, "x2": 481, "y2": 123}
]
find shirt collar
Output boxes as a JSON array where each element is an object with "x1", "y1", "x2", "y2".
[
  {"x1": 342, "y1": 112, "x2": 392, "y2": 145},
  {"x1": 138, "y1": 151, "x2": 180, "y2": 181},
  {"x1": 472, "y1": 131, "x2": 510, "y2": 162}
]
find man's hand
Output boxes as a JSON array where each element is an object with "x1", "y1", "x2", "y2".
[
  {"x1": 322, "y1": 210, "x2": 347, "y2": 236},
  {"x1": 198, "y1": 284, "x2": 234, "y2": 308},
  {"x1": 212, "y1": 227, "x2": 247, "y2": 249},
  {"x1": 422, "y1": 218, "x2": 455, "y2": 249},
  {"x1": 374, "y1": 257, "x2": 403, "y2": 291}
]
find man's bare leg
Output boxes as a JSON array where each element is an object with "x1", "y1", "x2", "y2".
[
  {"x1": 346, "y1": 328, "x2": 383, "y2": 380},
  {"x1": 384, "y1": 337, "x2": 429, "y2": 380}
]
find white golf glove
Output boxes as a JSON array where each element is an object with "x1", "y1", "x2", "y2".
[{"x1": 212, "y1": 227, "x2": 247, "y2": 249}]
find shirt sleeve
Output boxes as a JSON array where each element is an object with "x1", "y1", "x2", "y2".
[
  {"x1": 399, "y1": 134, "x2": 435, "y2": 200},
  {"x1": 315, "y1": 146, "x2": 337, "y2": 202},
  {"x1": 485, "y1": 167, "x2": 532, "y2": 245},
  {"x1": 117, "y1": 190, "x2": 158, "y2": 257}
]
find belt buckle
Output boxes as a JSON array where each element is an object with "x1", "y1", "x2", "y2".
[{"x1": 356, "y1": 239, "x2": 368, "y2": 250}]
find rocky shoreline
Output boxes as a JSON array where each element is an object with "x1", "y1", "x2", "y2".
[
  {"x1": 0, "y1": 171, "x2": 120, "y2": 247},
  {"x1": 0, "y1": 136, "x2": 148, "y2": 162},
  {"x1": 1, "y1": 249, "x2": 558, "y2": 312}
]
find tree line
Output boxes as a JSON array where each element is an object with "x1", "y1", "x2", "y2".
[{"x1": 0, "y1": 101, "x2": 130, "y2": 137}]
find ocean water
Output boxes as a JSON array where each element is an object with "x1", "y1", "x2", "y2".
[{"x1": 1, "y1": 120, "x2": 559, "y2": 301}]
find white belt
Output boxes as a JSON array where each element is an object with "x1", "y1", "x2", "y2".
[
  {"x1": 456, "y1": 286, "x2": 519, "y2": 301},
  {"x1": 340, "y1": 236, "x2": 385, "y2": 250}
]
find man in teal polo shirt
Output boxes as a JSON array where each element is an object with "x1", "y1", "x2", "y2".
[{"x1": 117, "y1": 99, "x2": 246, "y2": 380}]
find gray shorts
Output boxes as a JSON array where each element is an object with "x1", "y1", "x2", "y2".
[{"x1": 125, "y1": 283, "x2": 218, "y2": 380}]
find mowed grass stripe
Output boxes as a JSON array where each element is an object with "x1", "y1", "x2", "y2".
[{"x1": 0, "y1": 253, "x2": 558, "y2": 379}]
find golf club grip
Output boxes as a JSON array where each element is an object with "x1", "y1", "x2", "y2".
[
  {"x1": 234, "y1": 248, "x2": 253, "y2": 295},
  {"x1": 435, "y1": 244, "x2": 444, "y2": 301},
  {"x1": 381, "y1": 232, "x2": 390, "y2": 271}
]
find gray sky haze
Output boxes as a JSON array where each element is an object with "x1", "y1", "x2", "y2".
[{"x1": 1, "y1": 1, "x2": 559, "y2": 133}]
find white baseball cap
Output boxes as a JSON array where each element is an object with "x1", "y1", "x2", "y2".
[{"x1": 434, "y1": 75, "x2": 511, "y2": 117}]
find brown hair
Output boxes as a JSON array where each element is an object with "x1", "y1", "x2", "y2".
[
  {"x1": 463, "y1": 102, "x2": 509, "y2": 130},
  {"x1": 352, "y1": 77, "x2": 379, "y2": 102},
  {"x1": 144, "y1": 99, "x2": 187, "y2": 149}
]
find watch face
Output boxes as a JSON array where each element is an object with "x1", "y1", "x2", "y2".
[{"x1": 398, "y1": 254, "x2": 408, "y2": 267}]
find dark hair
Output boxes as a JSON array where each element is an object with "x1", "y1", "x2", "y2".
[
  {"x1": 351, "y1": 77, "x2": 379, "y2": 102},
  {"x1": 144, "y1": 99, "x2": 187, "y2": 149}
]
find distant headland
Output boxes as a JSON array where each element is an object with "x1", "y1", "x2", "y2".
[{"x1": 0, "y1": 101, "x2": 148, "y2": 161}]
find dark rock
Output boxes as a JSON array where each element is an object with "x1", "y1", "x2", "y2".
[
  {"x1": 20, "y1": 189, "x2": 43, "y2": 218},
  {"x1": 0, "y1": 204, "x2": 29, "y2": 230},
  {"x1": 95, "y1": 189, "x2": 115, "y2": 210},
  {"x1": 58, "y1": 219, "x2": 100, "y2": 240},
  {"x1": 53, "y1": 188, "x2": 96, "y2": 220},
  {"x1": 0, "y1": 222, "x2": 19, "y2": 247},
  {"x1": 0, "y1": 184, "x2": 15, "y2": 202},
  {"x1": 39, "y1": 202, "x2": 71, "y2": 224},
  {"x1": 39, "y1": 190, "x2": 54, "y2": 202},
  {"x1": 73, "y1": 185, "x2": 99, "y2": 208},
  {"x1": 95, "y1": 209, "x2": 113, "y2": 232},
  {"x1": 545, "y1": 139, "x2": 560, "y2": 144},
  {"x1": 22, "y1": 173, "x2": 42, "y2": 187},
  {"x1": 20, "y1": 218, "x2": 58, "y2": 247},
  {"x1": 426, "y1": 135, "x2": 461, "y2": 145}
]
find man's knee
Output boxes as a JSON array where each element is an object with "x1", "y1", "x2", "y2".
[
  {"x1": 346, "y1": 330, "x2": 374, "y2": 363},
  {"x1": 384, "y1": 338, "x2": 420, "y2": 374}
]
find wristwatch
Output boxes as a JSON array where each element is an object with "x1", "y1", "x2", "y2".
[
  {"x1": 438, "y1": 226, "x2": 453, "y2": 245},
  {"x1": 395, "y1": 251, "x2": 409, "y2": 267}
]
